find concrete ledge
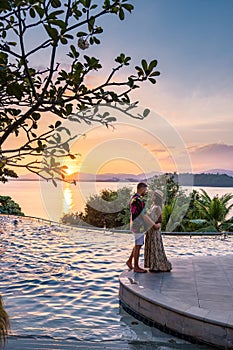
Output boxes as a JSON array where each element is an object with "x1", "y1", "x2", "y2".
[
  {"x1": 4, "y1": 337, "x2": 140, "y2": 350},
  {"x1": 119, "y1": 256, "x2": 233, "y2": 349}
]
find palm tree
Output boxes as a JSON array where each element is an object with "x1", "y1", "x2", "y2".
[
  {"x1": 162, "y1": 198, "x2": 190, "y2": 232},
  {"x1": 0, "y1": 295, "x2": 10, "y2": 347},
  {"x1": 190, "y1": 189, "x2": 233, "y2": 232}
]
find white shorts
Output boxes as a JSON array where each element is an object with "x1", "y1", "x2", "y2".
[{"x1": 134, "y1": 232, "x2": 145, "y2": 246}]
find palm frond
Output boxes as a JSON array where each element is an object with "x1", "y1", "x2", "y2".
[
  {"x1": 199, "y1": 189, "x2": 211, "y2": 203},
  {"x1": 195, "y1": 225, "x2": 218, "y2": 232}
]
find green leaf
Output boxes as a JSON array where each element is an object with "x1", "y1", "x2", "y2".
[
  {"x1": 122, "y1": 3, "x2": 134, "y2": 12},
  {"x1": 70, "y1": 45, "x2": 79, "y2": 58},
  {"x1": 51, "y1": 0, "x2": 61, "y2": 8},
  {"x1": 90, "y1": 4, "x2": 98, "y2": 9},
  {"x1": 52, "y1": 179, "x2": 57, "y2": 187},
  {"x1": 149, "y1": 59, "x2": 158, "y2": 71},
  {"x1": 0, "y1": 0, "x2": 11, "y2": 11},
  {"x1": 63, "y1": 142, "x2": 70, "y2": 152},
  {"x1": 48, "y1": 19, "x2": 66, "y2": 28},
  {"x1": 86, "y1": 0, "x2": 91, "y2": 7},
  {"x1": 44, "y1": 25, "x2": 59, "y2": 41},
  {"x1": 57, "y1": 127, "x2": 71, "y2": 136},
  {"x1": 119, "y1": 8, "x2": 124, "y2": 20},
  {"x1": 8, "y1": 41, "x2": 17, "y2": 46},
  {"x1": 150, "y1": 71, "x2": 160, "y2": 77},
  {"x1": 6, "y1": 108, "x2": 20, "y2": 116},
  {"x1": 73, "y1": 9, "x2": 82, "y2": 19},
  {"x1": 111, "y1": 6, "x2": 118, "y2": 14},
  {"x1": 47, "y1": 10, "x2": 64, "y2": 19},
  {"x1": 135, "y1": 66, "x2": 144, "y2": 77},
  {"x1": 6, "y1": 83, "x2": 24, "y2": 100},
  {"x1": 77, "y1": 31, "x2": 88, "y2": 37},
  {"x1": 103, "y1": 0, "x2": 110, "y2": 9},
  {"x1": 35, "y1": 5, "x2": 45, "y2": 18},
  {"x1": 141, "y1": 59, "x2": 147, "y2": 72},
  {"x1": 37, "y1": 140, "x2": 42, "y2": 147},
  {"x1": 29, "y1": 7, "x2": 36, "y2": 18},
  {"x1": 65, "y1": 104, "x2": 73, "y2": 115},
  {"x1": 95, "y1": 26, "x2": 103, "y2": 34},
  {"x1": 103, "y1": 111, "x2": 110, "y2": 118},
  {"x1": 93, "y1": 36, "x2": 100, "y2": 44},
  {"x1": 105, "y1": 117, "x2": 117, "y2": 123},
  {"x1": 143, "y1": 109, "x2": 150, "y2": 117},
  {"x1": 60, "y1": 37, "x2": 68, "y2": 45},
  {"x1": 0, "y1": 52, "x2": 8, "y2": 64},
  {"x1": 64, "y1": 34, "x2": 73, "y2": 39},
  {"x1": 88, "y1": 17, "x2": 95, "y2": 31},
  {"x1": 31, "y1": 112, "x2": 41, "y2": 121},
  {"x1": 55, "y1": 120, "x2": 62, "y2": 128},
  {"x1": 124, "y1": 56, "x2": 131, "y2": 65},
  {"x1": 148, "y1": 78, "x2": 156, "y2": 84}
]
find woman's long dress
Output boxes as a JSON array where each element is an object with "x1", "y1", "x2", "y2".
[{"x1": 144, "y1": 205, "x2": 172, "y2": 272}]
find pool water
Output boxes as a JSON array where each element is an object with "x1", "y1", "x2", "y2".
[{"x1": 1, "y1": 216, "x2": 232, "y2": 349}]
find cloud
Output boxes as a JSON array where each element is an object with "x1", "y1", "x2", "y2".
[
  {"x1": 190, "y1": 143, "x2": 233, "y2": 154},
  {"x1": 151, "y1": 148, "x2": 167, "y2": 153},
  {"x1": 189, "y1": 143, "x2": 233, "y2": 171}
]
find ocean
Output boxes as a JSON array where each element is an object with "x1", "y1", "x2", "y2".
[{"x1": 0, "y1": 180, "x2": 233, "y2": 222}]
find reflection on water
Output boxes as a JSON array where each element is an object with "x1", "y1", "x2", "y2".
[
  {"x1": 0, "y1": 216, "x2": 231, "y2": 348},
  {"x1": 63, "y1": 185, "x2": 74, "y2": 214}
]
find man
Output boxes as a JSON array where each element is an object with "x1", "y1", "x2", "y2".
[{"x1": 126, "y1": 182, "x2": 160, "y2": 273}]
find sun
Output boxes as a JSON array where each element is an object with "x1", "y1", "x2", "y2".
[{"x1": 62, "y1": 160, "x2": 80, "y2": 176}]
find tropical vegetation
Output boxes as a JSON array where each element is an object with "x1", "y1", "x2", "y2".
[
  {"x1": 61, "y1": 175, "x2": 233, "y2": 232},
  {"x1": 187, "y1": 190, "x2": 233, "y2": 232},
  {"x1": 0, "y1": 195, "x2": 24, "y2": 215},
  {"x1": 62, "y1": 186, "x2": 131, "y2": 228}
]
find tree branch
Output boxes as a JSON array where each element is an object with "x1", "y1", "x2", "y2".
[{"x1": 17, "y1": 6, "x2": 38, "y2": 100}]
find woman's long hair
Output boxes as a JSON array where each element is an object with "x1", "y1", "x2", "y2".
[
  {"x1": 154, "y1": 190, "x2": 163, "y2": 209},
  {"x1": 0, "y1": 295, "x2": 10, "y2": 347}
]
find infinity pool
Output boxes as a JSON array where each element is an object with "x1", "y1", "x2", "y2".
[{"x1": 1, "y1": 216, "x2": 232, "y2": 349}]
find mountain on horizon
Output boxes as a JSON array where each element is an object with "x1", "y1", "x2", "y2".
[
  {"x1": 66, "y1": 171, "x2": 161, "y2": 182},
  {"x1": 202, "y1": 169, "x2": 233, "y2": 177},
  {"x1": 14, "y1": 168, "x2": 233, "y2": 181}
]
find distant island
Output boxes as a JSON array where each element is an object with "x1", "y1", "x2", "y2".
[
  {"x1": 171, "y1": 173, "x2": 233, "y2": 187},
  {"x1": 9, "y1": 169, "x2": 233, "y2": 187}
]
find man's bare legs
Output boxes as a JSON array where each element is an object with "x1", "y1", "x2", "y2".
[
  {"x1": 126, "y1": 247, "x2": 134, "y2": 270},
  {"x1": 126, "y1": 245, "x2": 147, "y2": 273},
  {"x1": 133, "y1": 245, "x2": 147, "y2": 272}
]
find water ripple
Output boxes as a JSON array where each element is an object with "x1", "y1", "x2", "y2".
[{"x1": 0, "y1": 216, "x2": 231, "y2": 349}]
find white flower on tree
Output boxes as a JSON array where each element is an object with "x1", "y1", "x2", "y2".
[{"x1": 78, "y1": 38, "x2": 89, "y2": 50}]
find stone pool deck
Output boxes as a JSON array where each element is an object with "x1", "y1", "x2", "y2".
[
  {"x1": 4, "y1": 338, "x2": 161, "y2": 350},
  {"x1": 119, "y1": 255, "x2": 233, "y2": 349}
]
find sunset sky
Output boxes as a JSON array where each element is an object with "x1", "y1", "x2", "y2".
[
  {"x1": 10, "y1": 0, "x2": 233, "y2": 175},
  {"x1": 62, "y1": 0, "x2": 233, "y2": 175}
]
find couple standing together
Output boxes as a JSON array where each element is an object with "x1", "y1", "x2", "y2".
[{"x1": 126, "y1": 182, "x2": 172, "y2": 273}]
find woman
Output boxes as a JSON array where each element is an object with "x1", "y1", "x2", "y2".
[
  {"x1": 0, "y1": 295, "x2": 10, "y2": 346},
  {"x1": 144, "y1": 190, "x2": 172, "y2": 272}
]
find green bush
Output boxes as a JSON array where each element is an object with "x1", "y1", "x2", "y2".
[
  {"x1": 61, "y1": 187, "x2": 132, "y2": 229},
  {"x1": 0, "y1": 196, "x2": 24, "y2": 216}
]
